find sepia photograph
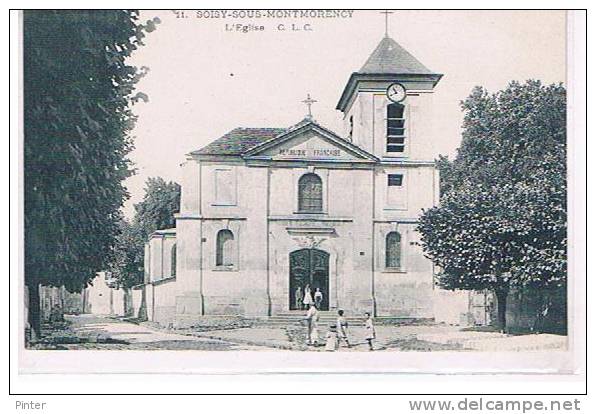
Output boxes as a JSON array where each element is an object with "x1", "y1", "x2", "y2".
[{"x1": 14, "y1": 8, "x2": 585, "y2": 384}]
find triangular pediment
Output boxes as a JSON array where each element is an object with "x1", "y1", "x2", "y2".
[{"x1": 243, "y1": 120, "x2": 378, "y2": 163}]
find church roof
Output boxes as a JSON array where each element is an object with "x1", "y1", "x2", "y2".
[
  {"x1": 191, "y1": 117, "x2": 377, "y2": 162},
  {"x1": 192, "y1": 127, "x2": 286, "y2": 156},
  {"x1": 359, "y1": 36, "x2": 434, "y2": 75}
]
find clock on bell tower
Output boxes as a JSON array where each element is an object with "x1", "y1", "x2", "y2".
[{"x1": 336, "y1": 35, "x2": 442, "y2": 161}]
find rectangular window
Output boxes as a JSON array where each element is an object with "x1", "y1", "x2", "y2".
[
  {"x1": 386, "y1": 173, "x2": 406, "y2": 209},
  {"x1": 388, "y1": 174, "x2": 403, "y2": 187},
  {"x1": 387, "y1": 104, "x2": 406, "y2": 153},
  {"x1": 214, "y1": 168, "x2": 236, "y2": 205}
]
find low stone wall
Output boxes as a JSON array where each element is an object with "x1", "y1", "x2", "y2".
[
  {"x1": 131, "y1": 286, "x2": 144, "y2": 318},
  {"x1": 374, "y1": 273, "x2": 434, "y2": 318},
  {"x1": 113, "y1": 288, "x2": 126, "y2": 316},
  {"x1": 433, "y1": 289, "x2": 472, "y2": 326},
  {"x1": 147, "y1": 278, "x2": 177, "y2": 327}
]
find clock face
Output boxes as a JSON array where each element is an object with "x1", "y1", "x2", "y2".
[{"x1": 387, "y1": 83, "x2": 407, "y2": 103}]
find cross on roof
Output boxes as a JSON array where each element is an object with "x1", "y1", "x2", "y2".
[
  {"x1": 302, "y1": 93, "x2": 317, "y2": 119},
  {"x1": 380, "y1": 10, "x2": 394, "y2": 37}
]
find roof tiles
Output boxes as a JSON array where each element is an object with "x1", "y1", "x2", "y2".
[
  {"x1": 192, "y1": 127, "x2": 286, "y2": 155},
  {"x1": 359, "y1": 36, "x2": 434, "y2": 75}
]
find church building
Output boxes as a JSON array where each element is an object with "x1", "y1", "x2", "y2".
[{"x1": 143, "y1": 34, "x2": 449, "y2": 327}]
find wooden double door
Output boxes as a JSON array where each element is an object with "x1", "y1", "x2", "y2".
[{"x1": 289, "y1": 248, "x2": 329, "y2": 311}]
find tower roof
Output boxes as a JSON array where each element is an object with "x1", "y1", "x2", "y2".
[
  {"x1": 359, "y1": 36, "x2": 434, "y2": 75},
  {"x1": 336, "y1": 36, "x2": 442, "y2": 112}
]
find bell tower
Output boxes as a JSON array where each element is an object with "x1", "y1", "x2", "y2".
[{"x1": 336, "y1": 34, "x2": 442, "y2": 161}]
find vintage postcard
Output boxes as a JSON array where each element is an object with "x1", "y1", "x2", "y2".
[{"x1": 16, "y1": 9, "x2": 584, "y2": 379}]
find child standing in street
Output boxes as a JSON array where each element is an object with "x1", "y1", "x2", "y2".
[
  {"x1": 336, "y1": 309, "x2": 350, "y2": 348},
  {"x1": 305, "y1": 303, "x2": 319, "y2": 345},
  {"x1": 325, "y1": 323, "x2": 338, "y2": 351},
  {"x1": 364, "y1": 312, "x2": 375, "y2": 351}
]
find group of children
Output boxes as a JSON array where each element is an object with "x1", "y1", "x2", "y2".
[
  {"x1": 296, "y1": 284, "x2": 324, "y2": 310},
  {"x1": 306, "y1": 307, "x2": 376, "y2": 351}
]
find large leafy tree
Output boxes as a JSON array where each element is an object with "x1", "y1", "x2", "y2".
[
  {"x1": 106, "y1": 221, "x2": 146, "y2": 289},
  {"x1": 107, "y1": 177, "x2": 180, "y2": 290},
  {"x1": 418, "y1": 80, "x2": 566, "y2": 330},
  {"x1": 24, "y1": 11, "x2": 158, "y2": 337},
  {"x1": 134, "y1": 177, "x2": 181, "y2": 239}
]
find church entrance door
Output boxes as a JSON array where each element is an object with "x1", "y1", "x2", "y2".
[{"x1": 289, "y1": 248, "x2": 329, "y2": 311}]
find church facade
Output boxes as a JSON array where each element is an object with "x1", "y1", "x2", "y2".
[{"x1": 144, "y1": 36, "x2": 450, "y2": 327}]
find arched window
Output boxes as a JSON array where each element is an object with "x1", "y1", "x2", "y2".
[
  {"x1": 216, "y1": 229, "x2": 235, "y2": 266},
  {"x1": 387, "y1": 103, "x2": 406, "y2": 153},
  {"x1": 170, "y1": 244, "x2": 177, "y2": 277},
  {"x1": 298, "y1": 173, "x2": 323, "y2": 213},
  {"x1": 385, "y1": 231, "x2": 401, "y2": 269}
]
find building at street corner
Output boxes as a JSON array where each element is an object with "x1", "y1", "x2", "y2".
[{"x1": 143, "y1": 35, "x2": 467, "y2": 328}]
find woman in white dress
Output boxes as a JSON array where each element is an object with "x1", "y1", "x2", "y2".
[{"x1": 303, "y1": 284, "x2": 313, "y2": 309}]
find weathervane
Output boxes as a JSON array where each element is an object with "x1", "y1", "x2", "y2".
[
  {"x1": 380, "y1": 10, "x2": 394, "y2": 37},
  {"x1": 302, "y1": 93, "x2": 317, "y2": 119}
]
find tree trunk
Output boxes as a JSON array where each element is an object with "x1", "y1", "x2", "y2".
[
  {"x1": 137, "y1": 285, "x2": 148, "y2": 321},
  {"x1": 82, "y1": 289, "x2": 87, "y2": 313},
  {"x1": 109, "y1": 288, "x2": 114, "y2": 315},
  {"x1": 495, "y1": 287, "x2": 509, "y2": 332},
  {"x1": 27, "y1": 282, "x2": 41, "y2": 341}
]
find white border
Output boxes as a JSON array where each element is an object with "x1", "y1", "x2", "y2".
[{"x1": 8, "y1": 7, "x2": 586, "y2": 395}]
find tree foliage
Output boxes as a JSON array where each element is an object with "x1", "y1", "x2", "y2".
[
  {"x1": 134, "y1": 177, "x2": 181, "y2": 239},
  {"x1": 106, "y1": 221, "x2": 146, "y2": 289},
  {"x1": 23, "y1": 11, "x2": 158, "y2": 334},
  {"x1": 417, "y1": 80, "x2": 566, "y2": 327}
]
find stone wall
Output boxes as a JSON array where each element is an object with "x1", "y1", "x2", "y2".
[
  {"x1": 85, "y1": 272, "x2": 136, "y2": 317},
  {"x1": 147, "y1": 278, "x2": 177, "y2": 327},
  {"x1": 131, "y1": 285, "x2": 144, "y2": 318}
]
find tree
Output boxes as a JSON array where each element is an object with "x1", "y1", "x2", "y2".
[
  {"x1": 134, "y1": 177, "x2": 181, "y2": 239},
  {"x1": 24, "y1": 11, "x2": 159, "y2": 338},
  {"x1": 417, "y1": 80, "x2": 566, "y2": 330},
  {"x1": 106, "y1": 221, "x2": 146, "y2": 289}
]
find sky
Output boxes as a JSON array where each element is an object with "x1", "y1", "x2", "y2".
[{"x1": 124, "y1": 10, "x2": 566, "y2": 218}]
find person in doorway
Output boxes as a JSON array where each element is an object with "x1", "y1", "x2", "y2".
[
  {"x1": 295, "y1": 286, "x2": 302, "y2": 310},
  {"x1": 314, "y1": 287, "x2": 323, "y2": 309},
  {"x1": 336, "y1": 309, "x2": 350, "y2": 348},
  {"x1": 325, "y1": 323, "x2": 338, "y2": 351},
  {"x1": 364, "y1": 312, "x2": 375, "y2": 351},
  {"x1": 305, "y1": 303, "x2": 319, "y2": 345},
  {"x1": 303, "y1": 284, "x2": 313, "y2": 310}
]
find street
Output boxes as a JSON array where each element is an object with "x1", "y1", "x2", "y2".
[
  {"x1": 30, "y1": 314, "x2": 567, "y2": 352},
  {"x1": 50, "y1": 315, "x2": 271, "y2": 350}
]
